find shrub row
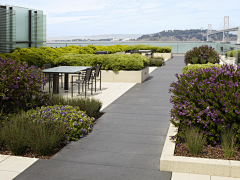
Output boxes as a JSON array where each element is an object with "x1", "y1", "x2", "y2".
[
  {"x1": 170, "y1": 64, "x2": 240, "y2": 146},
  {"x1": 53, "y1": 53, "x2": 150, "y2": 71},
  {"x1": 0, "y1": 44, "x2": 170, "y2": 67},
  {"x1": 184, "y1": 45, "x2": 220, "y2": 65},
  {"x1": 124, "y1": 44, "x2": 171, "y2": 53}
]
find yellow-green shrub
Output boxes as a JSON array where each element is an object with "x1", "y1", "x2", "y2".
[{"x1": 182, "y1": 63, "x2": 222, "y2": 74}]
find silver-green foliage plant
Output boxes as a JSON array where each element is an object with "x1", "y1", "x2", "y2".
[
  {"x1": 221, "y1": 127, "x2": 236, "y2": 158},
  {"x1": 200, "y1": 58, "x2": 207, "y2": 64},
  {"x1": 185, "y1": 126, "x2": 206, "y2": 155},
  {"x1": 191, "y1": 57, "x2": 198, "y2": 64},
  {"x1": 27, "y1": 105, "x2": 94, "y2": 141},
  {"x1": 50, "y1": 95, "x2": 102, "y2": 118}
]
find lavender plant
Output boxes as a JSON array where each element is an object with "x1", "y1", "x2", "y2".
[
  {"x1": 27, "y1": 105, "x2": 94, "y2": 141},
  {"x1": 170, "y1": 64, "x2": 240, "y2": 145},
  {"x1": 0, "y1": 58, "x2": 51, "y2": 118},
  {"x1": 184, "y1": 45, "x2": 220, "y2": 65},
  {"x1": 27, "y1": 120, "x2": 66, "y2": 156}
]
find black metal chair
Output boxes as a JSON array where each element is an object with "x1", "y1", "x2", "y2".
[
  {"x1": 70, "y1": 68, "x2": 93, "y2": 97},
  {"x1": 130, "y1": 49, "x2": 140, "y2": 54},
  {"x1": 91, "y1": 64, "x2": 102, "y2": 92},
  {"x1": 95, "y1": 51, "x2": 107, "y2": 55}
]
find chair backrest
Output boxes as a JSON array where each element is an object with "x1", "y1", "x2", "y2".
[
  {"x1": 43, "y1": 64, "x2": 51, "y2": 69},
  {"x1": 95, "y1": 51, "x2": 107, "y2": 55},
  {"x1": 130, "y1": 50, "x2": 139, "y2": 54},
  {"x1": 95, "y1": 64, "x2": 102, "y2": 77},
  {"x1": 84, "y1": 68, "x2": 92, "y2": 82}
]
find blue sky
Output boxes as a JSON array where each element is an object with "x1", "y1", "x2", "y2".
[{"x1": 1, "y1": 0, "x2": 240, "y2": 38}]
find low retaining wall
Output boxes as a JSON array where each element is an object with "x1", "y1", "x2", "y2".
[
  {"x1": 124, "y1": 52, "x2": 172, "y2": 60},
  {"x1": 101, "y1": 66, "x2": 149, "y2": 83},
  {"x1": 152, "y1": 52, "x2": 173, "y2": 59},
  {"x1": 160, "y1": 123, "x2": 240, "y2": 178}
]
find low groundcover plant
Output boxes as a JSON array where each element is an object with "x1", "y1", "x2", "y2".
[
  {"x1": 170, "y1": 64, "x2": 240, "y2": 146},
  {"x1": 27, "y1": 105, "x2": 94, "y2": 141}
]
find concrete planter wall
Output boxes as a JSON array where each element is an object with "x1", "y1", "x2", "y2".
[
  {"x1": 152, "y1": 52, "x2": 173, "y2": 59},
  {"x1": 160, "y1": 123, "x2": 240, "y2": 178},
  {"x1": 101, "y1": 66, "x2": 149, "y2": 83},
  {"x1": 124, "y1": 52, "x2": 172, "y2": 60}
]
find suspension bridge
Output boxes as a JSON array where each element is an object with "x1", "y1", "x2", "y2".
[{"x1": 204, "y1": 16, "x2": 240, "y2": 44}]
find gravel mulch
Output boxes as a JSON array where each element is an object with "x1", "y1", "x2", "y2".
[{"x1": 174, "y1": 143, "x2": 240, "y2": 161}]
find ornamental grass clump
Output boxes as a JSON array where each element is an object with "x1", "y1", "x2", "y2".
[
  {"x1": 50, "y1": 95, "x2": 102, "y2": 118},
  {"x1": 185, "y1": 126, "x2": 206, "y2": 155},
  {"x1": 0, "y1": 58, "x2": 51, "y2": 120},
  {"x1": 184, "y1": 45, "x2": 220, "y2": 65},
  {"x1": 27, "y1": 105, "x2": 94, "y2": 141},
  {"x1": 170, "y1": 64, "x2": 240, "y2": 145},
  {"x1": 221, "y1": 127, "x2": 237, "y2": 158},
  {"x1": 1, "y1": 113, "x2": 29, "y2": 155}
]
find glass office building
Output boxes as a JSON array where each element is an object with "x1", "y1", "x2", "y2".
[{"x1": 0, "y1": 4, "x2": 46, "y2": 53}]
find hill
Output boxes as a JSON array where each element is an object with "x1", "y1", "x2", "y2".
[{"x1": 137, "y1": 29, "x2": 237, "y2": 41}]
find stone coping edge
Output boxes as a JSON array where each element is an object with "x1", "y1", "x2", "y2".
[{"x1": 160, "y1": 123, "x2": 240, "y2": 178}]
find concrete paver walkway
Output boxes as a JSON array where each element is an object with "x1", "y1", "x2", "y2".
[{"x1": 14, "y1": 56, "x2": 185, "y2": 180}]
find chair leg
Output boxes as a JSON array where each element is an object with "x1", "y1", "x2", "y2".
[
  {"x1": 91, "y1": 82, "x2": 93, "y2": 95},
  {"x1": 71, "y1": 76, "x2": 73, "y2": 97},
  {"x1": 95, "y1": 76, "x2": 96, "y2": 92},
  {"x1": 61, "y1": 73, "x2": 63, "y2": 88},
  {"x1": 100, "y1": 71, "x2": 101, "y2": 90},
  {"x1": 85, "y1": 82, "x2": 87, "y2": 98}
]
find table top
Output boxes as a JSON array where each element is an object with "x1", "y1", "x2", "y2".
[
  {"x1": 138, "y1": 50, "x2": 151, "y2": 53},
  {"x1": 42, "y1": 66, "x2": 91, "y2": 73}
]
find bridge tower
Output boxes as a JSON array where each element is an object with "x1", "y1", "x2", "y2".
[
  {"x1": 236, "y1": 26, "x2": 240, "y2": 45},
  {"x1": 221, "y1": 16, "x2": 230, "y2": 44},
  {"x1": 207, "y1": 24, "x2": 212, "y2": 42}
]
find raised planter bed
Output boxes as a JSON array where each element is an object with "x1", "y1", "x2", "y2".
[
  {"x1": 152, "y1": 52, "x2": 173, "y2": 59},
  {"x1": 101, "y1": 66, "x2": 149, "y2": 83},
  {"x1": 160, "y1": 123, "x2": 240, "y2": 178},
  {"x1": 124, "y1": 52, "x2": 172, "y2": 60}
]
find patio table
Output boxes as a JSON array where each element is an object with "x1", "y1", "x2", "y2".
[
  {"x1": 42, "y1": 66, "x2": 91, "y2": 94},
  {"x1": 138, "y1": 50, "x2": 153, "y2": 57}
]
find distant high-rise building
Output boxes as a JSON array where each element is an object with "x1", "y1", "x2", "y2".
[{"x1": 0, "y1": 4, "x2": 46, "y2": 53}]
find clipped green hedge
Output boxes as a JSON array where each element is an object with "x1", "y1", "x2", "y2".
[
  {"x1": 2, "y1": 44, "x2": 170, "y2": 69},
  {"x1": 182, "y1": 63, "x2": 222, "y2": 74},
  {"x1": 125, "y1": 44, "x2": 171, "y2": 53},
  {"x1": 54, "y1": 53, "x2": 149, "y2": 71}
]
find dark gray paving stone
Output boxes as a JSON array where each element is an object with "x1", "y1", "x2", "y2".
[
  {"x1": 80, "y1": 131, "x2": 167, "y2": 145},
  {"x1": 64, "y1": 138, "x2": 163, "y2": 156},
  {"x1": 100, "y1": 112, "x2": 172, "y2": 121},
  {"x1": 92, "y1": 124, "x2": 168, "y2": 136},
  {"x1": 103, "y1": 104, "x2": 172, "y2": 116},
  {"x1": 15, "y1": 160, "x2": 172, "y2": 180},
  {"x1": 94, "y1": 116, "x2": 171, "y2": 128},
  {"x1": 52, "y1": 149, "x2": 160, "y2": 170}
]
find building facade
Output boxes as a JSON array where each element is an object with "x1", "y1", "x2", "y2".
[{"x1": 0, "y1": 4, "x2": 46, "y2": 53}]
